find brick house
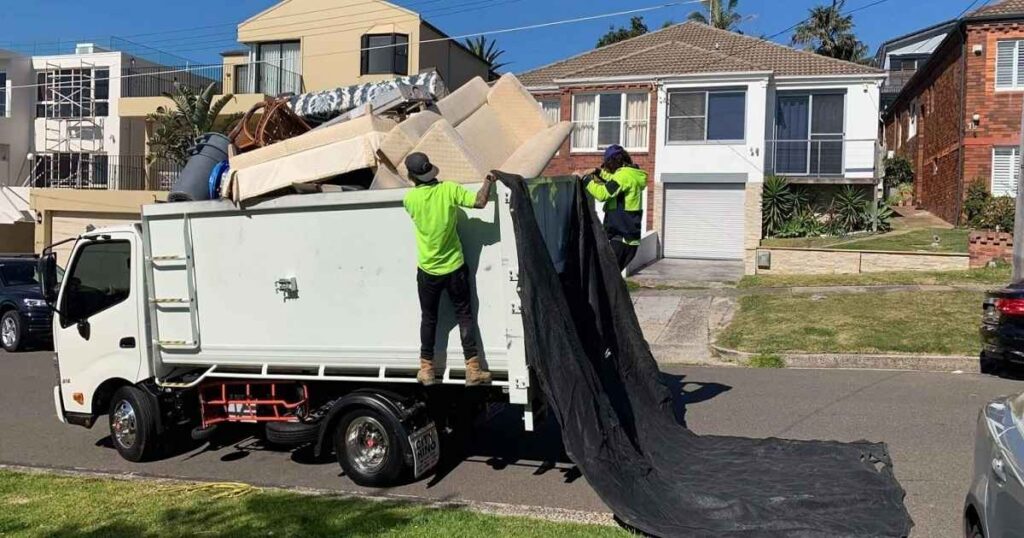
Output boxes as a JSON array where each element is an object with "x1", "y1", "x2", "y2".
[
  {"x1": 519, "y1": 22, "x2": 884, "y2": 274},
  {"x1": 883, "y1": 0, "x2": 1024, "y2": 224}
]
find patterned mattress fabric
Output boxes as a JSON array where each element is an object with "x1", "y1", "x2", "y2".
[{"x1": 289, "y1": 71, "x2": 448, "y2": 125}]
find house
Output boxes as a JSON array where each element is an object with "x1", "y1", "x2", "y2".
[
  {"x1": 520, "y1": 22, "x2": 884, "y2": 274},
  {"x1": 883, "y1": 0, "x2": 1024, "y2": 224},
  {"x1": 0, "y1": 49, "x2": 36, "y2": 251},
  {"x1": 30, "y1": 0, "x2": 492, "y2": 262},
  {"x1": 873, "y1": 19, "x2": 957, "y2": 110}
]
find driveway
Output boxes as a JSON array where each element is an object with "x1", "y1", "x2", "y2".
[
  {"x1": 0, "y1": 350, "x2": 1018, "y2": 537},
  {"x1": 630, "y1": 258, "x2": 744, "y2": 288}
]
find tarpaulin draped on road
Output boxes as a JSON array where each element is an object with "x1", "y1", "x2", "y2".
[{"x1": 496, "y1": 172, "x2": 914, "y2": 538}]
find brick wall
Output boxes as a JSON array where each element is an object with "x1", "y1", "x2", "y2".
[
  {"x1": 969, "y1": 230, "x2": 1014, "y2": 267},
  {"x1": 532, "y1": 84, "x2": 658, "y2": 230}
]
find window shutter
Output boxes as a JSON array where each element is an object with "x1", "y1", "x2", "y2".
[
  {"x1": 1017, "y1": 41, "x2": 1024, "y2": 87},
  {"x1": 997, "y1": 41, "x2": 1017, "y2": 89},
  {"x1": 992, "y1": 147, "x2": 1019, "y2": 197}
]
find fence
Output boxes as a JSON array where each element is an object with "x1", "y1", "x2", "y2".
[
  {"x1": 121, "y1": 64, "x2": 223, "y2": 98},
  {"x1": 31, "y1": 154, "x2": 181, "y2": 191},
  {"x1": 232, "y1": 62, "x2": 303, "y2": 96}
]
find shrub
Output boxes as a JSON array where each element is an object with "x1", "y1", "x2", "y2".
[
  {"x1": 830, "y1": 185, "x2": 867, "y2": 233},
  {"x1": 974, "y1": 195, "x2": 1016, "y2": 231},
  {"x1": 963, "y1": 180, "x2": 991, "y2": 225},
  {"x1": 883, "y1": 155, "x2": 914, "y2": 190},
  {"x1": 862, "y1": 200, "x2": 894, "y2": 233},
  {"x1": 777, "y1": 209, "x2": 824, "y2": 238},
  {"x1": 762, "y1": 175, "x2": 794, "y2": 237}
]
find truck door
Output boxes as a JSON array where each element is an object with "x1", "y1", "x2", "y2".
[{"x1": 56, "y1": 238, "x2": 142, "y2": 415}]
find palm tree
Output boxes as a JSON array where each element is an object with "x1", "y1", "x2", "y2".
[
  {"x1": 147, "y1": 82, "x2": 235, "y2": 166},
  {"x1": 791, "y1": 0, "x2": 869, "y2": 62},
  {"x1": 464, "y1": 35, "x2": 508, "y2": 72},
  {"x1": 687, "y1": 0, "x2": 742, "y2": 31}
]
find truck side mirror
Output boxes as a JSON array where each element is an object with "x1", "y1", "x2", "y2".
[{"x1": 38, "y1": 253, "x2": 59, "y2": 305}]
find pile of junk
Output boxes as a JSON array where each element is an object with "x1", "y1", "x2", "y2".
[{"x1": 168, "y1": 70, "x2": 572, "y2": 204}]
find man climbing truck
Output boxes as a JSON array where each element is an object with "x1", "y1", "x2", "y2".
[
  {"x1": 40, "y1": 173, "x2": 536, "y2": 488},
  {"x1": 575, "y1": 144, "x2": 648, "y2": 270},
  {"x1": 402, "y1": 152, "x2": 494, "y2": 387}
]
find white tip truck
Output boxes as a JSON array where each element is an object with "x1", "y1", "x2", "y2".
[{"x1": 41, "y1": 182, "x2": 536, "y2": 486}]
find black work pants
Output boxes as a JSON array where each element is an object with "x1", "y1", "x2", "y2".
[
  {"x1": 417, "y1": 264, "x2": 479, "y2": 361},
  {"x1": 610, "y1": 240, "x2": 638, "y2": 271}
]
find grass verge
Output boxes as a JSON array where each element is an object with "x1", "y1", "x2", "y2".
[
  {"x1": 739, "y1": 265, "x2": 1010, "y2": 289},
  {"x1": 747, "y1": 353, "x2": 786, "y2": 368},
  {"x1": 716, "y1": 290, "x2": 983, "y2": 356},
  {"x1": 760, "y1": 228, "x2": 968, "y2": 253},
  {"x1": 0, "y1": 470, "x2": 622, "y2": 537}
]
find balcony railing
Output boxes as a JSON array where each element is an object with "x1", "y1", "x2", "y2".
[
  {"x1": 232, "y1": 62, "x2": 303, "y2": 96},
  {"x1": 31, "y1": 154, "x2": 181, "y2": 191},
  {"x1": 121, "y1": 64, "x2": 223, "y2": 98},
  {"x1": 766, "y1": 138, "x2": 880, "y2": 181}
]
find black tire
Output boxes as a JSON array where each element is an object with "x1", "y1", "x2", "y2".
[
  {"x1": 333, "y1": 407, "x2": 409, "y2": 487},
  {"x1": 965, "y1": 517, "x2": 984, "y2": 538},
  {"x1": 108, "y1": 386, "x2": 160, "y2": 462},
  {"x1": 266, "y1": 421, "x2": 319, "y2": 446},
  {"x1": 1, "y1": 310, "x2": 23, "y2": 352},
  {"x1": 980, "y1": 352, "x2": 1003, "y2": 376}
]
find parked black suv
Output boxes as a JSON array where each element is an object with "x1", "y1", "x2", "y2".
[{"x1": 0, "y1": 255, "x2": 52, "y2": 352}]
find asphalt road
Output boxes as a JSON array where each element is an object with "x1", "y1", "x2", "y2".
[{"x1": 1, "y1": 350, "x2": 1020, "y2": 537}]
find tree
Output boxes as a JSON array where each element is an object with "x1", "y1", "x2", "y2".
[
  {"x1": 687, "y1": 0, "x2": 743, "y2": 31},
  {"x1": 791, "y1": 0, "x2": 869, "y2": 62},
  {"x1": 596, "y1": 16, "x2": 649, "y2": 48},
  {"x1": 464, "y1": 35, "x2": 508, "y2": 72},
  {"x1": 147, "y1": 82, "x2": 236, "y2": 166}
]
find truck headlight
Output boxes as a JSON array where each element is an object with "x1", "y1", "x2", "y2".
[{"x1": 23, "y1": 298, "x2": 47, "y2": 307}]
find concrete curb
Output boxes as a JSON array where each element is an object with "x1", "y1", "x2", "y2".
[
  {"x1": 709, "y1": 344, "x2": 979, "y2": 373},
  {"x1": 631, "y1": 283, "x2": 995, "y2": 298},
  {"x1": 0, "y1": 463, "x2": 616, "y2": 527}
]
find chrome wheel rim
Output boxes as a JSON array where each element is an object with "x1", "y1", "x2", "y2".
[
  {"x1": 1, "y1": 317, "x2": 16, "y2": 348},
  {"x1": 345, "y1": 416, "x2": 389, "y2": 474},
  {"x1": 111, "y1": 400, "x2": 137, "y2": 449}
]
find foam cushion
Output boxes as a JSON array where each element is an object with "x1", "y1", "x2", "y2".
[
  {"x1": 377, "y1": 110, "x2": 442, "y2": 167},
  {"x1": 499, "y1": 121, "x2": 573, "y2": 178},
  {"x1": 369, "y1": 166, "x2": 414, "y2": 190},
  {"x1": 486, "y1": 74, "x2": 550, "y2": 143},
  {"x1": 436, "y1": 77, "x2": 489, "y2": 126},
  {"x1": 402, "y1": 120, "x2": 488, "y2": 183},
  {"x1": 455, "y1": 103, "x2": 519, "y2": 171}
]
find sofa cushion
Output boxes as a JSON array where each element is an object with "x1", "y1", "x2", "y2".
[
  {"x1": 486, "y1": 74, "x2": 550, "y2": 143},
  {"x1": 400, "y1": 120, "x2": 488, "y2": 183},
  {"x1": 377, "y1": 110, "x2": 442, "y2": 167},
  {"x1": 455, "y1": 103, "x2": 519, "y2": 172},
  {"x1": 498, "y1": 121, "x2": 573, "y2": 178},
  {"x1": 436, "y1": 77, "x2": 489, "y2": 126}
]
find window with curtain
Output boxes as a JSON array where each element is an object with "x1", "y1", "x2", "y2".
[
  {"x1": 993, "y1": 147, "x2": 1020, "y2": 197},
  {"x1": 539, "y1": 99, "x2": 561, "y2": 126},
  {"x1": 571, "y1": 92, "x2": 648, "y2": 151},
  {"x1": 773, "y1": 92, "x2": 844, "y2": 175},
  {"x1": 361, "y1": 34, "x2": 409, "y2": 76},
  {"x1": 996, "y1": 40, "x2": 1024, "y2": 90},
  {"x1": 256, "y1": 41, "x2": 301, "y2": 95},
  {"x1": 666, "y1": 89, "x2": 745, "y2": 143},
  {"x1": 0, "y1": 71, "x2": 7, "y2": 118}
]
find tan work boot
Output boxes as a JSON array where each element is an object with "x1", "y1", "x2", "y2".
[
  {"x1": 465, "y1": 357, "x2": 492, "y2": 386},
  {"x1": 417, "y1": 359, "x2": 437, "y2": 386}
]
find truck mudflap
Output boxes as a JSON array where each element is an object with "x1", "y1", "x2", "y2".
[{"x1": 496, "y1": 172, "x2": 914, "y2": 537}]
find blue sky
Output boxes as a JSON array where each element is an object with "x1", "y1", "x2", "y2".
[{"x1": 0, "y1": 0, "x2": 984, "y2": 70}]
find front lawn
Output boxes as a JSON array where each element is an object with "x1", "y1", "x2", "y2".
[
  {"x1": 739, "y1": 265, "x2": 1010, "y2": 289},
  {"x1": 760, "y1": 228, "x2": 968, "y2": 253},
  {"x1": 0, "y1": 470, "x2": 622, "y2": 537},
  {"x1": 716, "y1": 290, "x2": 983, "y2": 356}
]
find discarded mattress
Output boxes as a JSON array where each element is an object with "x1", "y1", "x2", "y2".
[
  {"x1": 498, "y1": 172, "x2": 914, "y2": 538},
  {"x1": 224, "y1": 73, "x2": 571, "y2": 203},
  {"x1": 289, "y1": 70, "x2": 447, "y2": 125}
]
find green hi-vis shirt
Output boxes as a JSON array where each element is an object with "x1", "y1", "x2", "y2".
[
  {"x1": 586, "y1": 166, "x2": 648, "y2": 246},
  {"x1": 403, "y1": 181, "x2": 477, "y2": 276}
]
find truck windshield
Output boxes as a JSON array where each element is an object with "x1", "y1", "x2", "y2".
[{"x1": 0, "y1": 262, "x2": 38, "y2": 286}]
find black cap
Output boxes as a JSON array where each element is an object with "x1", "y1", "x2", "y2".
[{"x1": 405, "y1": 152, "x2": 439, "y2": 183}]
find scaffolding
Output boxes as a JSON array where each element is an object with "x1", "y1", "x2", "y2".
[{"x1": 35, "y1": 59, "x2": 107, "y2": 189}]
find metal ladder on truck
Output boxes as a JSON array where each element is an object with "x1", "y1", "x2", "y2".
[{"x1": 142, "y1": 214, "x2": 202, "y2": 355}]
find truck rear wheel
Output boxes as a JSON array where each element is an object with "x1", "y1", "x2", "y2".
[
  {"x1": 109, "y1": 386, "x2": 159, "y2": 462},
  {"x1": 333, "y1": 408, "x2": 408, "y2": 487}
]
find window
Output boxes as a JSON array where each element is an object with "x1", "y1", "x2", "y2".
[
  {"x1": 0, "y1": 261, "x2": 38, "y2": 287},
  {"x1": 666, "y1": 89, "x2": 745, "y2": 143},
  {"x1": 773, "y1": 92, "x2": 845, "y2": 175},
  {"x1": 35, "y1": 68, "x2": 110, "y2": 118},
  {"x1": 908, "y1": 100, "x2": 918, "y2": 139},
  {"x1": 0, "y1": 71, "x2": 7, "y2": 118},
  {"x1": 60, "y1": 240, "x2": 131, "y2": 327},
  {"x1": 996, "y1": 40, "x2": 1024, "y2": 90},
  {"x1": 571, "y1": 92, "x2": 648, "y2": 151},
  {"x1": 361, "y1": 34, "x2": 408, "y2": 76},
  {"x1": 32, "y1": 153, "x2": 109, "y2": 188},
  {"x1": 255, "y1": 41, "x2": 301, "y2": 95},
  {"x1": 539, "y1": 99, "x2": 561, "y2": 126},
  {"x1": 992, "y1": 147, "x2": 1020, "y2": 197}
]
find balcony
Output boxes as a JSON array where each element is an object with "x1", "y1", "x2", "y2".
[
  {"x1": 121, "y1": 64, "x2": 223, "y2": 98},
  {"x1": 231, "y1": 62, "x2": 303, "y2": 95},
  {"x1": 765, "y1": 138, "x2": 880, "y2": 184},
  {"x1": 30, "y1": 154, "x2": 181, "y2": 191}
]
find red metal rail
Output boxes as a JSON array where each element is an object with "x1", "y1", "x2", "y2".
[{"x1": 199, "y1": 381, "x2": 309, "y2": 428}]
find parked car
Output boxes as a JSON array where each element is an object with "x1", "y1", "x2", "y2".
[
  {"x1": 980, "y1": 284, "x2": 1024, "y2": 374},
  {"x1": 0, "y1": 255, "x2": 52, "y2": 352},
  {"x1": 965, "y1": 392, "x2": 1024, "y2": 537}
]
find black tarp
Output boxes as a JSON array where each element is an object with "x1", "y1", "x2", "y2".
[{"x1": 498, "y1": 172, "x2": 913, "y2": 538}]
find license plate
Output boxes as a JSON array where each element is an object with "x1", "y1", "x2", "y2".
[{"x1": 410, "y1": 424, "x2": 440, "y2": 478}]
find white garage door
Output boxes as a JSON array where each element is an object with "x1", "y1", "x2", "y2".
[{"x1": 663, "y1": 183, "x2": 745, "y2": 259}]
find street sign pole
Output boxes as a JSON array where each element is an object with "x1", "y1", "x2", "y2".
[{"x1": 1015, "y1": 93, "x2": 1024, "y2": 282}]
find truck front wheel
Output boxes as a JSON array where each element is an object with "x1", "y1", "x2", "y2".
[
  {"x1": 109, "y1": 386, "x2": 159, "y2": 462},
  {"x1": 333, "y1": 408, "x2": 408, "y2": 487}
]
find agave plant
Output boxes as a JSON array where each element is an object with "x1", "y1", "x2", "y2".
[
  {"x1": 862, "y1": 200, "x2": 894, "y2": 233},
  {"x1": 831, "y1": 185, "x2": 867, "y2": 233},
  {"x1": 146, "y1": 82, "x2": 235, "y2": 166},
  {"x1": 761, "y1": 175, "x2": 794, "y2": 237}
]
